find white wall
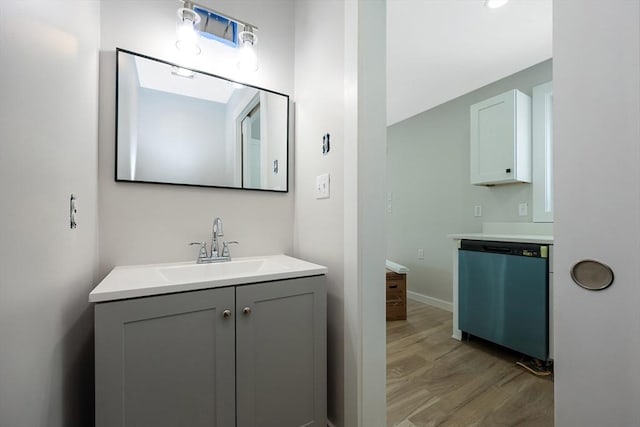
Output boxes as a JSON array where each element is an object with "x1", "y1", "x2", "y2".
[
  {"x1": 135, "y1": 88, "x2": 231, "y2": 186},
  {"x1": 343, "y1": 2, "x2": 387, "y2": 425},
  {"x1": 294, "y1": 1, "x2": 387, "y2": 426},
  {"x1": 386, "y1": 60, "x2": 552, "y2": 304},
  {"x1": 99, "y1": 0, "x2": 295, "y2": 275},
  {"x1": 293, "y1": 1, "x2": 346, "y2": 423},
  {"x1": 554, "y1": 1, "x2": 640, "y2": 425},
  {"x1": 0, "y1": 2, "x2": 100, "y2": 426}
]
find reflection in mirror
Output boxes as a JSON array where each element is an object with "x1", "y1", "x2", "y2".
[{"x1": 116, "y1": 49, "x2": 289, "y2": 191}]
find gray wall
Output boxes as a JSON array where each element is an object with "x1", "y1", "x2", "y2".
[
  {"x1": 99, "y1": 0, "x2": 295, "y2": 276},
  {"x1": 386, "y1": 59, "x2": 552, "y2": 304},
  {"x1": 0, "y1": 2, "x2": 100, "y2": 426}
]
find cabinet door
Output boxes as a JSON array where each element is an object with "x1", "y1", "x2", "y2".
[
  {"x1": 95, "y1": 287, "x2": 235, "y2": 427},
  {"x1": 470, "y1": 90, "x2": 516, "y2": 184},
  {"x1": 236, "y1": 276, "x2": 327, "y2": 427}
]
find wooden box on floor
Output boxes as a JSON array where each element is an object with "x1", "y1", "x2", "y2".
[{"x1": 386, "y1": 270, "x2": 407, "y2": 321}]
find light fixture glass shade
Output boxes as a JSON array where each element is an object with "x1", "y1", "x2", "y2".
[
  {"x1": 238, "y1": 41, "x2": 258, "y2": 72},
  {"x1": 237, "y1": 29, "x2": 258, "y2": 72},
  {"x1": 485, "y1": 0, "x2": 509, "y2": 8},
  {"x1": 176, "y1": 8, "x2": 201, "y2": 55}
]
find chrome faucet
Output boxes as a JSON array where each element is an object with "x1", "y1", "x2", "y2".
[
  {"x1": 189, "y1": 217, "x2": 239, "y2": 263},
  {"x1": 211, "y1": 217, "x2": 223, "y2": 258}
]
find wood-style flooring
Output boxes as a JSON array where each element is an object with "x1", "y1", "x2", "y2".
[{"x1": 387, "y1": 300, "x2": 554, "y2": 427}]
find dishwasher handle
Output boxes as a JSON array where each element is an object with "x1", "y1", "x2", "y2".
[{"x1": 460, "y1": 239, "x2": 548, "y2": 258}]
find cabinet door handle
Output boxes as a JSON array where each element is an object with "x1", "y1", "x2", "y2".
[
  {"x1": 222, "y1": 309, "x2": 232, "y2": 319},
  {"x1": 242, "y1": 307, "x2": 251, "y2": 315}
]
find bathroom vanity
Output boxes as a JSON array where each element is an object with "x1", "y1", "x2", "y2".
[{"x1": 90, "y1": 255, "x2": 327, "y2": 427}]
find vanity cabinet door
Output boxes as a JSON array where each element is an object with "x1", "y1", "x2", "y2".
[
  {"x1": 95, "y1": 287, "x2": 235, "y2": 427},
  {"x1": 235, "y1": 276, "x2": 327, "y2": 427}
]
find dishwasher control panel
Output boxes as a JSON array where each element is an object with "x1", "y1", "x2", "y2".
[{"x1": 460, "y1": 240, "x2": 548, "y2": 258}]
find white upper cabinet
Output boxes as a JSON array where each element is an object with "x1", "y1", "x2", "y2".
[{"x1": 470, "y1": 89, "x2": 532, "y2": 185}]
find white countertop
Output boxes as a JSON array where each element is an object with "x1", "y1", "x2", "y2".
[
  {"x1": 89, "y1": 254, "x2": 328, "y2": 303},
  {"x1": 448, "y1": 233, "x2": 554, "y2": 244}
]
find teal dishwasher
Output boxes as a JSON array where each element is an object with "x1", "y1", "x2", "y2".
[{"x1": 458, "y1": 239, "x2": 549, "y2": 360}]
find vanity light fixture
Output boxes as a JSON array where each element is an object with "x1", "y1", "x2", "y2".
[
  {"x1": 237, "y1": 26, "x2": 258, "y2": 72},
  {"x1": 175, "y1": 0, "x2": 259, "y2": 72},
  {"x1": 176, "y1": 4, "x2": 202, "y2": 55},
  {"x1": 485, "y1": 0, "x2": 510, "y2": 8}
]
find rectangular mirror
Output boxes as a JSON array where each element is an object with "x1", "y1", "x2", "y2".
[{"x1": 116, "y1": 48, "x2": 289, "y2": 192}]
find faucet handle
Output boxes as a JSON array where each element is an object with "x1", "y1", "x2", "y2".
[
  {"x1": 221, "y1": 241, "x2": 239, "y2": 258},
  {"x1": 189, "y1": 242, "x2": 208, "y2": 260}
]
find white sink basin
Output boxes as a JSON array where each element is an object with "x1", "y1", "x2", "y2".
[
  {"x1": 158, "y1": 258, "x2": 288, "y2": 282},
  {"x1": 89, "y1": 255, "x2": 327, "y2": 303}
]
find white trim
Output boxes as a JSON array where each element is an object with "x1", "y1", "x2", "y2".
[
  {"x1": 407, "y1": 290, "x2": 453, "y2": 312},
  {"x1": 327, "y1": 421, "x2": 336, "y2": 427}
]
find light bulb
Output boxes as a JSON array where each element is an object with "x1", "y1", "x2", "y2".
[
  {"x1": 485, "y1": 0, "x2": 509, "y2": 8},
  {"x1": 176, "y1": 8, "x2": 201, "y2": 55},
  {"x1": 237, "y1": 40, "x2": 258, "y2": 72}
]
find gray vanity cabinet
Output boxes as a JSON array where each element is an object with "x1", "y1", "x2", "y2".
[
  {"x1": 236, "y1": 276, "x2": 327, "y2": 427},
  {"x1": 95, "y1": 276, "x2": 326, "y2": 427},
  {"x1": 95, "y1": 286, "x2": 236, "y2": 427}
]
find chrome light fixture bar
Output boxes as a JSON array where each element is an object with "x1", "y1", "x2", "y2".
[{"x1": 176, "y1": 0, "x2": 259, "y2": 72}]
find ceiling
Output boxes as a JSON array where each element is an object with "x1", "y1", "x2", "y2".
[
  {"x1": 387, "y1": 0, "x2": 552, "y2": 125},
  {"x1": 135, "y1": 55, "x2": 237, "y2": 104}
]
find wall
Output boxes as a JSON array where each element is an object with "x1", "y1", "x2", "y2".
[
  {"x1": 135, "y1": 88, "x2": 231, "y2": 186},
  {"x1": 99, "y1": 0, "x2": 295, "y2": 275},
  {"x1": 293, "y1": 1, "x2": 346, "y2": 423},
  {"x1": 554, "y1": 1, "x2": 640, "y2": 425},
  {"x1": 294, "y1": 1, "x2": 387, "y2": 426},
  {"x1": 0, "y1": 2, "x2": 100, "y2": 427},
  {"x1": 386, "y1": 60, "x2": 552, "y2": 304}
]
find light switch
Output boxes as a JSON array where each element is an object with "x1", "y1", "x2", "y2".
[
  {"x1": 474, "y1": 205, "x2": 482, "y2": 217},
  {"x1": 315, "y1": 173, "x2": 330, "y2": 199},
  {"x1": 518, "y1": 202, "x2": 528, "y2": 217}
]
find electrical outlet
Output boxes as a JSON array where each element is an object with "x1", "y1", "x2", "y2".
[
  {"x1": 474, "y1": 205, "x2": 482, "y2": 217},
  {"x1": 518, "y1": 202, "x2": 528, "y2": 216},
  {"x1": 417, "y1": 248, "x2": 424, "y2": 260}
]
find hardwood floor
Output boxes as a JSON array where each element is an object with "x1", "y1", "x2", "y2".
[{"x1": 387, "y1": 300, "x2": 553, "y2": 427}]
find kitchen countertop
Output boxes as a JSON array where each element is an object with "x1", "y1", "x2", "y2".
[
  {"x1": 89, "y1": 254, "x2": 328, "y2": 303},
  {"x1": 448, "y1": 233, "x2": 554, "y2": 244}
]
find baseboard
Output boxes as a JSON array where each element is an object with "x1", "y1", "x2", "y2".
[
  {"x1": 407, "y1": 290, "x2": 453, "y2": 312},
  {"x1": 327, "y1": 420, "x2": 336, "y2": 427}
]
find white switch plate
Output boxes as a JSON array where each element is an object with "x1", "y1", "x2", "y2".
[
  {"x1": 387, "y1": 204, "x2": 392, "y2": 214},
  {"x1": 316, "y1": 173, "x2": 330, "y2": 199},
  {"x1": 518, "y1": 202, "x2": 528, "y2": 216},
  {"x1": 417, "y1": 248, "x2": 424, "y2": 260},
  {"x1": 474, "y1": 205, "x2": 482, "y2": 217}
]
